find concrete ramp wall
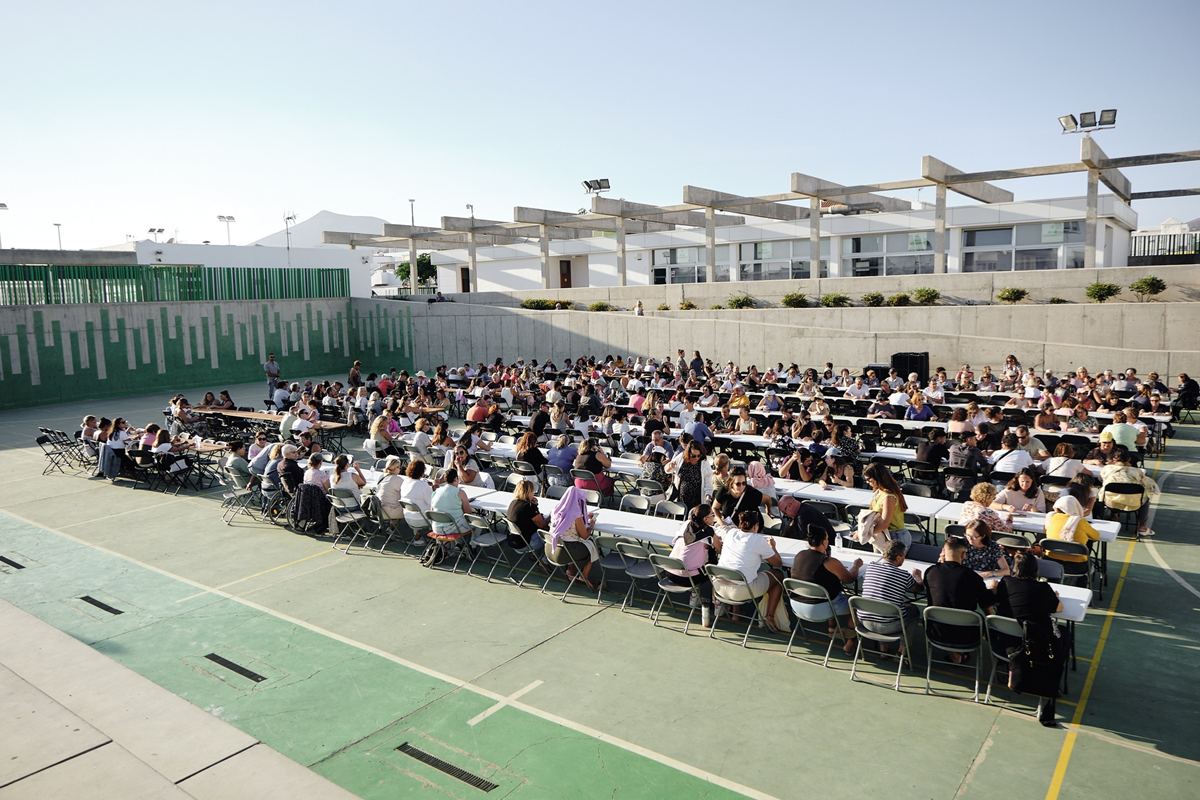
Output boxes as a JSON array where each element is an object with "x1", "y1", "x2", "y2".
[{"x1": 405, "y1": 300, "x2": 1200, "y2": 379}]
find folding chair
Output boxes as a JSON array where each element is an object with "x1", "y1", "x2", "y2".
[
  {"x1": 463, "y1": 513, "x2": 510, "y2": 580},
  {"x1": 1099, "y1": 482, "x2": 1146, "y2": 538},
  {"x1": 923, "y1": 606, "x2": 985, "y2": 702},
  {"x1": 502, "y1": 518, "x2": 541, "y2": 587},
  {"x1": 423, "y1": 510, "x2": 471, "y2": 574},
  {"x1": 218, "y1": 467, "x2": 259, "y2": 524},
  {"x1": 783, "y1": 578, "x2": 849, "y2": 667},
  {"x1": 362, "y1": 494, "x2": 404, "y2": 554},
  {"x1": 330, "y1": 492, "x2": 372, "y2": 552},
  {"x1": 848, "y1": 596, "x2": 912, "y2": 691},
  {"x1": 155, "y1": 452, "x2": 195, "y2": 495},
  {"x1": 539, "y1": 533, "x2": 594, "y2": 602},
  {"x1": 36, "y1": 435, "x2": 69, "y2": 475},
  {"x1": 647, "y1": 555, "x2": 701, "y2": 633},
  {"x1": 705, "y1": 565, "x2": 764, "y2": 648},
  {"x1": 614, "y1": 541, "x2": 657, "y2": 611}
]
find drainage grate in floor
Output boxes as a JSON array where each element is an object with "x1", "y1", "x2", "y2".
[
  {"x1": 396, "y1": 742, "x2": 498, "y2": 793},
  {"x1": 204, "y1": 653, "x2": 267, "y2": 683},
  {"x1": 0, "y1": 556, "x2": 25, "y2": 570},
  {"x1": 79, "y1": 595, "x2": 123, "y2": 615}
]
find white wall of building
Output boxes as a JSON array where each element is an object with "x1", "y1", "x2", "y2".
[
  {"x1": 134, "y1": 241, "x2": 374, "y2": 298},
  {"x1": 431, "y1": 195, "x2": 1138, "y2": 291}
]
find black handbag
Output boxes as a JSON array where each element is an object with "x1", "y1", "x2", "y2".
[{"x1": 1006, "y1": 621, "x2": 1061, "y2": 698}]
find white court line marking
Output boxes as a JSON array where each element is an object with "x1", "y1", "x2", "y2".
[
  {"x1": 0, "y1": 508, "x2": 780, "y2": 800},
  {"x1": 60, "y1": 499, "x2": 180, "y2": 528},
  {"x1": 1142, "y1": 465, "x2": 1200, "y2": 602},
  {"x1": 467, "y1": 680, "x2": 543, "y2": 726}
]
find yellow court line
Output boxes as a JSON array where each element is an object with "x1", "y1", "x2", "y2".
[
  {"x1": 175, "y1": 548, "x2": 336, "y2": 602},
  {"x1": 1044, "y1": 538, "x2": 1137, "y2": 800}
]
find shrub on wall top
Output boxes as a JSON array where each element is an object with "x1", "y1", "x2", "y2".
[
  {"x1": 1085, "y1": 282, "x2": 1122, "y2": 303},
  {"x1": 861, "y1": 292, "x2": 884, "y2": 307},
  {"x1": 1129, "y1": 276, "x2": 1166, "y2": 302},
  {"x1": 781, "y1": 291, "x2": 808, "y2": 308},
  {"x1": 886, "y1": 293, "x2": 911, "y2": 307},
  {"x1": 727, "y1": 293, "x2": 757, "y2": 309},
  {"x1": 520, "y1": 298, "x2": 557, "y2": 310},
  {"x1": 657, "y1": 302, "x2": 672, "y2": 311},
  {"x1": 820, "y1": 292, "x2": 851, "y2": 308},
  {"x1": 912, "y1": 287, "x2": 941, "y2": 305},
  {"x1": 679, "y1": 299, "x2": 698, "y2": 310},
  {"x1": 588, "y1": 301, "x2": 615, "y2": 312},
  {"x1": 996, "y1": 287, "x2": 1028, "y2": 305}
]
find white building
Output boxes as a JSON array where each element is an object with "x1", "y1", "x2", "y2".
[{"x1": 431, "y1": 195, "x2": 1137, "y2": 292}]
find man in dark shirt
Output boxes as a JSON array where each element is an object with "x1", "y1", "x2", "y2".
[
  {"x1": 776, "y1": 494, "x2": 836, "y2": 542},
  {"x1": 529, "y1": 401, "x2": 551, "y2": 438},
  {"x1": 915, "y1": 429, "x2": 950, "y2": 467},
  {"x1": 945, "y1": 430, "x2": 990, "y2": 498},
  {"x1": 976, "y1": 412, "x2": 1007, "y2": 452},
  {"x1": 684, "y1": 412, "x2": 713, "y2": 450},
  {"x1": 923, "y1": 536, "x2": 995, "y2": 651},
  {"x1": 712, "y1": 466, "x2": 766, "y2": 520}
]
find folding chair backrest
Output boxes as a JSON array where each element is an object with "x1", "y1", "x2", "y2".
[
  {"x1": 922, "y1": 606, "x2": 983, "y2": 645},
  {"x1": 1037, "y1": 539, "x2": 1088, "y2": 561},
  {"x1": 783, "y1": 578, "x2": 833, "y2": 605},
  {"x1": 545, "y1": 485, "x2": 567, "y2": 500},
  {"x1": 619, "y1": 494, "x2": 650, "y2": 514},
  {"x1": 582, "y1": 489, "x2": 602, "y2": 507},
  {"x1": 648, "y1": 554, "x2": 686, "y2": 575},
  {"x1": 615, "y1": 541, "x2": 650, "y2": 561},
  {"x1": 848, "y1": 595, "x2": 903, "y2": 621},
  {"x1": 705, "y1": 564, "x2": 751, "y2": 586},
  {"x1": 1034, "y1": 556, "x2": 1066, "y2": 582},
  {"x1": 653, "y1": 500, "x2": 686, "y2": 519},
  {"x1": 994, "y1": 533, "x2": 1033, "y2": 550},
  {"x1": 943, "y1": 524, "x2": 966, "y2": 540},
  {"x1": 906, "y1": 543, "x2": 942, "y2": 563},
  {"x1": 803, "y1": 500, "x2": 841, "y2": 520},
  {"x1": 1103, "y1": 482, "x2": 1145, "y2": 505},
  {"x1": 985, "y1": 614, "x2": 1023, "y2": 659}
]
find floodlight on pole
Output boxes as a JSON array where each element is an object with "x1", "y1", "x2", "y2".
[
  {"x1": 1059, "y1": 109, "x2": 1116, "y2": 135},
  {"x1": 582, "y1": 179, "x2": 611, "y2": 195},
  {"x1": 0, "y1": 203, "x2": 7, "y2": 250},
  {"x1": 54, "y1": 223, "x2": 62, "y2": 250},
  {"x1": 216, "y1": 215, "x2": 236, "y2": 245},
  {"x1": 284, "y1": 213, "x2": 297, "y2": 268},
  {"x1": 148, "y1": 227, "x2": 164, "y2": 242},
  {"x1": 408, "y1": 199, "x2": 415, "y2": 227}
]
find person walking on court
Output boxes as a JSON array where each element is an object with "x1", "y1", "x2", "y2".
[{"x1": 264, "y1": 353, "x2": 281, "y2": 399}]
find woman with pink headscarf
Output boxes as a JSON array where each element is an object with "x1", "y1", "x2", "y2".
[
  {"x1": 546, "y1": 486, "x2": 599, "y2": 589},
  {"x1": 746, "y1": 461, "x2": 777, "y2": 501}
]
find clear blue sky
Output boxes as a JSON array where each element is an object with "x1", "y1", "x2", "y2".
[{"x1": 3, "y1": 0, "x2": 1199, "y2": 250}]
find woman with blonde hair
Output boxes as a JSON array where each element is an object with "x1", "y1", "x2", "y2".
[{"x1": 957, "y1": 482, "x2": 1013, "y2": 533}]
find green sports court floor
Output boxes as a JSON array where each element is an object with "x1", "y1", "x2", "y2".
[{"x1": 1, "y1": 377, "x2": 1197, "y2": 799}]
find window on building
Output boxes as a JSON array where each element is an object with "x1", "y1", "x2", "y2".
[
  {"x1": 885, "y1": 254, "x2": 934, "y2": 275},
  {"x1": 962, "y1": 228, "x2": 1012, "y2": 248},
  {"x1": 962, "y1": 251, "x2": 1013, "y2": 272},
  {"x1": 844, "y1": 257, "x2": 883, "y2": 277},
  {"x1": 1065, "y1": 245, "x2": 1086, "y2": 269},
  {"x1": 844, "y1": 235, "x2": 884, "y2": 254},
  {"x1": 1014, "y1": 248, "x2": 1058, "y2": 271}
]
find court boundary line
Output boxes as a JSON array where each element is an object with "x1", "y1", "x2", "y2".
[{"x1": 0, "y1": 508, "x2": 781, "y2": 800}]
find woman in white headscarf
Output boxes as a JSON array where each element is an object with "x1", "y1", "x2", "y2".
[
  {"x1": 1042, "y1": 495, "x2": 1100, "y2": 577},
  {"x1": 546, "y1": 486, "x2": 599, "y2": 589}
]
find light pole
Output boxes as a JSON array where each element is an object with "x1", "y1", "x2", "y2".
[
  {"x1": 54, "y1": 223, "x2": 62, "y2": 250},
  {"x1": 284, "y1": 213, "x2": 297, "y2": 268},
  {"x1": 408, "y1": 199, "x2": 415, "y2": 227},
  {"x1": 148, "y1": 227, "x2": 163, "y2": 243},
  {"x1": 217, "y1": 215, "x2": 236, "y2": 245},
  {"x1": 0, "y1": 203, "x2": 7, "y2": 249}
]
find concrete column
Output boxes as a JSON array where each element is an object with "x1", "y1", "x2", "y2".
[
  {"x1": 705, "y1": 208, "x2": 716, "y2": 283},
  {"x1": 616, "y1": 216, "x2": 627, "y2": 286},
  {"x1": 467, "y1": 231, "x2": 478, "y2": 293},
  {"x1": 408, "y1": 238, "x2": 418, "y2": 289},
  {"x1": 539, "y1": 224, "x2": 550, "y2": 289},
  {"x1": 1084, "y1": 168, "x2": 1099, "y2": 271},
  {"x1": 934, "y1": 183, "x2": 947, "y2": 274},
  {"x1": 809, "y1": 197, "x2": 821, "y2": 278}
]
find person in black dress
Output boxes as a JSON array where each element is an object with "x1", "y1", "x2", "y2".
[{"x1": 994, "y1": 552, "x2": 1068, "y2": 726}]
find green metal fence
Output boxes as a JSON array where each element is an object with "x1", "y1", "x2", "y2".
[{"x1": 0, "y1": 264, "x2": 351, "y2": 305}]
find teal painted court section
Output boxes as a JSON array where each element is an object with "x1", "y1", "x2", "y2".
[{"x1": 0, "y1": 298, "x2": 417, "y2": 410}]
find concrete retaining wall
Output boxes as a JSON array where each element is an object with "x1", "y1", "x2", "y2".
[
  {"x1": 445, "y1": 264, "x2": 1200, "y2": 310},
  {"x1": 404, "y1": 299, "x2": 1200, "y2": 379}
]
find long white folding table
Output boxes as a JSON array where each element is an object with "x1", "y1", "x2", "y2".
[{"x1": 463, "y1": 487, "x2": 1092, "y2": 623}]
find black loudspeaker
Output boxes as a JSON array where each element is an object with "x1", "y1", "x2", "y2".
[
  {"x1": 863, "y1": 362, "x2": 889, "y2": 380},
  {"x1": 891, "y1": 352, "x2": 929, "y2": 381}
]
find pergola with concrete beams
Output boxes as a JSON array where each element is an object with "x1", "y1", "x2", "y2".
[{"x1": 324, "y1": 138, "x2": 1200, "y2": 290}]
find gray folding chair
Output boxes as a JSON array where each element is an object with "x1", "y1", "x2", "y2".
[
  {"x1": 615, "y1": 542, "x2": 657, "y2": 612},
  {"x1": 502, "y1": 518, "x2": 541, "y2": 586},
  {"x1": 329, "y1": 492, "x2": 372, "y2": 552},
  {"x1": 618, "y1": 494, "x2": 651, "y2": 514},
  {"x1": 705, "y1": 565, "x2": 763, "y2": 647},
  {"x1": 848, "y1": 596, "x2": 912, "y2": 691},
  {"x1": 783, "y1": 578, "x2": 849, "y2": 667},
  {"x1": 984, "y1": 614, "x2": 1023, "y2": 706},
  {"x1": 540, "y1": 534, "x2": 594, "y2": 602},
  {"x1": 647, "y1": 554, "x2": 700, "y2": 634},
  {"x1": 464, "y1": 513, "x2": 509, "y2": 581},
  {"x1": 653, "y1": 500, "x2": 687, "y2": 520},
  {"x1": 923, "y1": 606, "x2": 985, "y2": 702},
  {"x1": 424, "y1": 510, "x2": 471, "y2": 573}
]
